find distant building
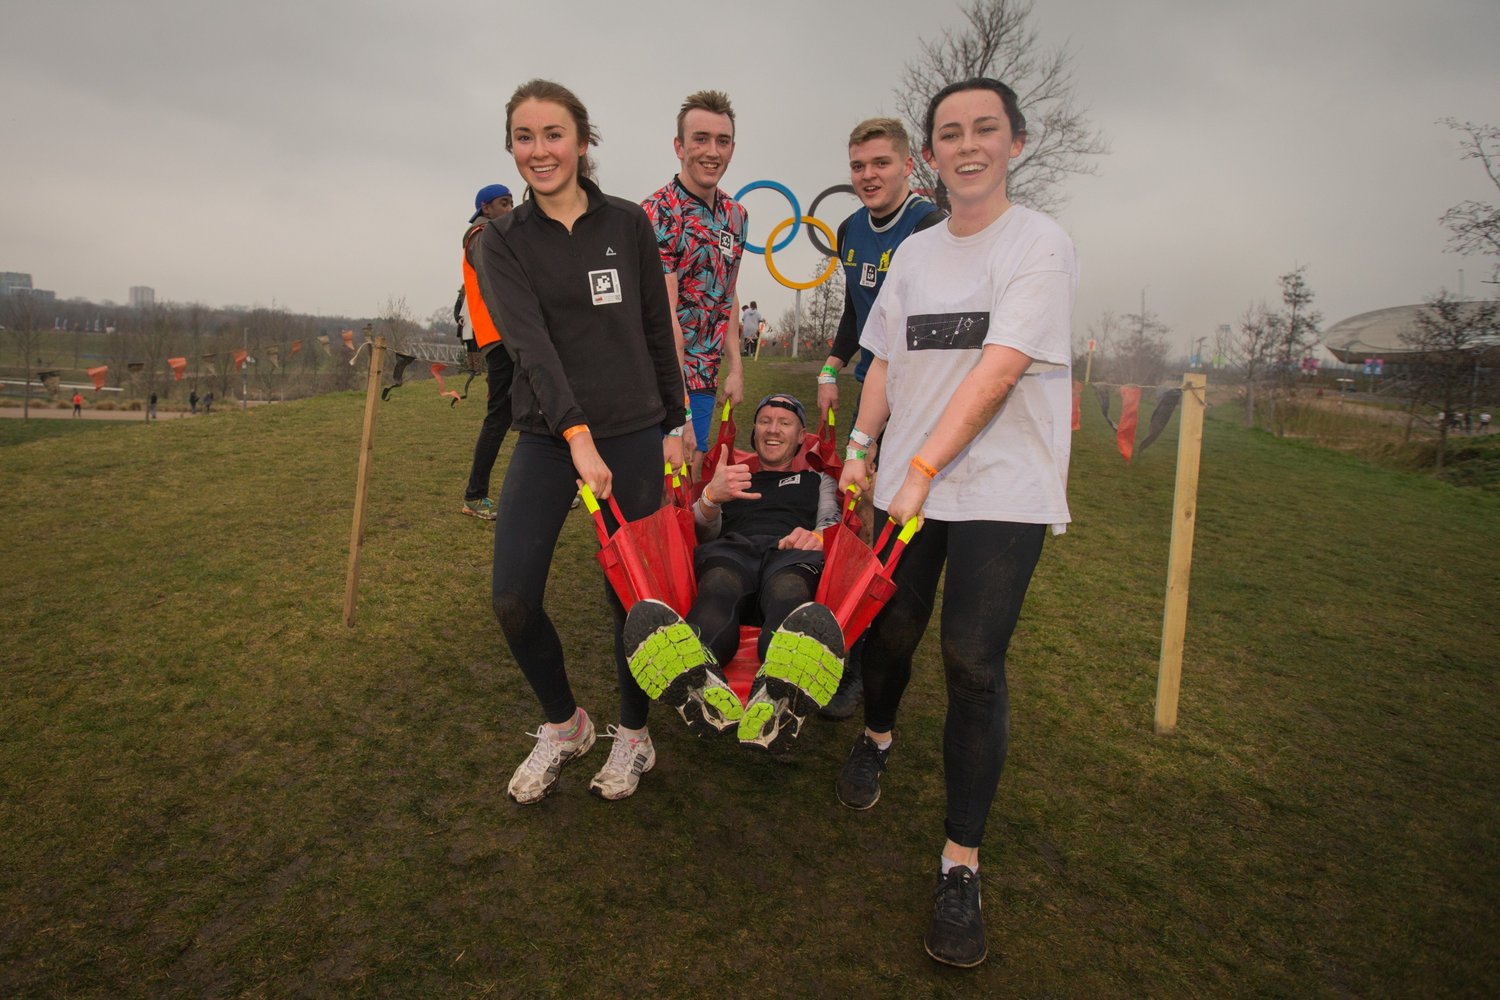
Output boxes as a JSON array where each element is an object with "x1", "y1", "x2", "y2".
[
  {"x1": 1324, "y1": 303, "x2": 1500, "y2": 368},
  {"x1": 1, "y1": 272, "x2": 33, "y2": 296},
  {"x1": 129, "y1": 286, "x2": 156, "y2": 308},
  {"x1": 0, "y1": 273, "x2": 55, "y2": 301}
]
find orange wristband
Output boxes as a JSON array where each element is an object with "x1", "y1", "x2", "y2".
[
  {"x1": 911, "y1": 455, "x2": 939, "y2": 479},
  {"x1": 562, "y1": 424, "x2": 590, "y2": 443}
]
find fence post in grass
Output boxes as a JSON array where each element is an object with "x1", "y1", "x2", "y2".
[
  {"x1": 1155, "y1": 372, "x2": 1207, "y2": 735},
  {"x1": 343, "y1": 332, "x2": 386, "y2": 627}
]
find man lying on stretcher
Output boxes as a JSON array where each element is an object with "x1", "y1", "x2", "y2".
[{"x1": 624, "y1": 393, "x2": 845, "y2": 753}]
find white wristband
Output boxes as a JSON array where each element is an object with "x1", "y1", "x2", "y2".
[{"x1": 849, "y1": 427, "x2": 874, "y2": 448}]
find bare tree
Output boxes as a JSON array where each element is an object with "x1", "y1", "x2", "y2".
[
  {"x1": 138, "y1": 304, "x2": 179, "y2": 418},
  {"x1": 1232, "y1": 303, "x2": 1280, "y2": 426},
  {"x1": 1080, "y1": 309, "x2": 1122, "y2": 378},
  {"x1": 801, "y1": 261, "x2": 845, "y2": 356},
  {"x1": 373, "y1": 296, "x2": 420, "y2": 355},
  {"x1": 2, "y1": 292, "x2": 46, "y2": 419},
  {"x1": 895, "y1": 0, "x2": 1108, "y2": 214},
  {"x1": 1438, "y1": 118, "x2": 1500, "y2": 283},
  {"x1": 1264, "y1": 266, "x2": 1321, "y2": 436},
  {"x1": 1399, "y1": 290, "x2": 1499, "y2": 469},
  {"x1": 1111, "y1": 305, "x2": 1171, "y2": 387}
]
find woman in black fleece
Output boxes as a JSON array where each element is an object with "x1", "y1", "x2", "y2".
[{"x1": 475, "y1": 79, "x2": 687, "y2": 804}]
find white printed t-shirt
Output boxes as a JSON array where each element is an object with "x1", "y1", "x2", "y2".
[{"x1": 859, "y1": 204, "x2": 1078, "y2": 532}]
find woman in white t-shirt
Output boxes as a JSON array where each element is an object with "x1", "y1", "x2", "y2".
[{"x1": 835, "y1": 77, "x2": 1079, "y2": 969}]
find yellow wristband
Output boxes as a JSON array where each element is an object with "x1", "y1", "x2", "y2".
[
  {"x1": 562, "y1": 424, "x2": 590, "y2": 443},
  {"x1": 911, "y1": 455, "x2": 938, "y2": 479}
]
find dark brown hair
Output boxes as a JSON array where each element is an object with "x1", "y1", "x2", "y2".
[{"x1": 505, "y1": 79, "x2": 600, "y2": 181}]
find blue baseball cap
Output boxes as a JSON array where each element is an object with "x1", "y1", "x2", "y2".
[{"x1": 470, "y1": 184, "x2": 512, "y2": 222}]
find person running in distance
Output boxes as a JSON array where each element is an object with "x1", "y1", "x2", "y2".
[
  {"x1": 836, "y1": 78, "x2": 1079, "y2": 968},
  {"x1": 816, "y1": 117, "x2": 945, "y2": 719},
  {"x1": 476, "y1": 79, "x2": 687, "y2": 803},
  {"x1": 623, "y1": 393, "x2": 844, "y2": 753},
  {"x1": 642, "y1": 90, "x2": 747, "y2": 479}
]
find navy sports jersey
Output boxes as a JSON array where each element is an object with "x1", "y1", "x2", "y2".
[{"x1": 836, "y1": 193, "x2": 942, "y2": 381}]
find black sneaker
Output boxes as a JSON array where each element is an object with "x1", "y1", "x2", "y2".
[
  {"x1": 924, "y1": 865, "x2": 987, "y2": 968},
  {"x1": 835, "y1": 732, "x2": 890, "y2": 809},
  {"x1": 817, "y1": 655, "x2": 863, "y2": 719}
]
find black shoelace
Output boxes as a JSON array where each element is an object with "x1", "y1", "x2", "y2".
[{"x1": 933, "y1": 868, "x2": 980, "y2": 925}]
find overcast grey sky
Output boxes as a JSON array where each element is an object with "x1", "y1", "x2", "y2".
[{"x1": 3, "y1": 0, "x2": 1497, "y2": 354}]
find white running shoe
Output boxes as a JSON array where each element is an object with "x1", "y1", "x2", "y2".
[
  {"x1": 588, "y1": 726, "x2": 656, "y2": 800},
  {"x1": 507, "y1": 710, "x2": 596, "y2": 804}
]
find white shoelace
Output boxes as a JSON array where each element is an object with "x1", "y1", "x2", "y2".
[
  {"x1": 515, "y1": 727, "x2": 570, "y2": 779},
  {"x1": 599, "y1": 726, "x2": 644, "y2": 770}
]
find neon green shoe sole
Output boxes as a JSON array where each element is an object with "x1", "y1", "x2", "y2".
[
  {"x1": 738, "y1": 603, "x2": 845, "y2": 752},
  {"x1": 624, "y1": 599, "x2": 737, "y2": 738}
]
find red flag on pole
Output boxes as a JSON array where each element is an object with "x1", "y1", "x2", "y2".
[
  {"x1": 1071, "y1": 380, "x2": 1082, "y2": 431},
  {"x1": 1117, "y1": 385, "x2": 1141, "y2": 462},
  {"x1": 233, "y1": 349, "x2": 248, "y2": 371},
  {"x1": 167, "y1": 357, "x2": 187, "y2": 380},
  {"x1": 87, "y1": 365, "x2": 108, "y2": 390}
]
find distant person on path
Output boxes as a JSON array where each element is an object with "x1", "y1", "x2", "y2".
[
  {"x1": 457, "y1": 182, "x2": 518, "y2": 521},
  {"x1": 148, "y1": 392, "x2": 158, "y2": 420},
  {"x1": 1481, "y1": 412, "x2": 1492, "y2": 433},
  {"x1": 742, "y1": 300, "x2": 762, "y2": 356},
  {"x1": 623, "y1": 393, "x2": 843, "y2": 753},
  {"x1": 642, "y1": 89, "x2": 747, "y2": 478},
  {"x1": 835, "y1": 78, "x2": 1079, "y2": 968},
  {"x1": 477, "y1": 79, "x2": 686, "y2": 804},
  {"x1": 189, "y1": 389, "x2": 199, "y2": 415},
  {"x1": 204, "y1": 392, "x2": 214, "y2": 414},
  {"x1": 72, "y1": 392, "x2": 82, "y2": 417}
]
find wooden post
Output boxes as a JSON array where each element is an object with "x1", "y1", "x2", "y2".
[
  {"x1": 343, "y1": 333, "x2": 386, "y2": 627},
  {"x1": 1155, "y1": 372, "x2": 1206, "y2": 735}
]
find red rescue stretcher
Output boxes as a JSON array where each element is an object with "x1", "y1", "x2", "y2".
[{"x1": 581, "y1": 404, "x2": 919, "y2": 703}]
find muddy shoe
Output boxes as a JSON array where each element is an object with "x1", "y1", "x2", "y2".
[
  {"x1": 739, "y1": 602, "x2": 844, "y2": 752},
  {"x1": 624, "y1": 599, "x2": 740, "y2": 737},
  {"x1": 924, "y1": 865, "x2": 987, "y2": 968}
]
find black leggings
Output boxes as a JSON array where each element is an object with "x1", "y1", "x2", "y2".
[
  {"x1": 491, "y1": 426, "x2": 663, "y2": 730},
  {"x1": 688, "y1": 561, "x2": 817, "y2": 665},
  {"x1": 861, "y1": 514, "x2": 1045, "y2": 848}
]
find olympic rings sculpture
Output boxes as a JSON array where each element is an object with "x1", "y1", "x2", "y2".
[{"x1": 733, "y1": 180, "x2": 858, "y2": 291}]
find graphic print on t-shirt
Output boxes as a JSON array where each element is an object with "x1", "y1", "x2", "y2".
[{"x1": 906, "y1": 312, "x2": 990, "y2": 351}]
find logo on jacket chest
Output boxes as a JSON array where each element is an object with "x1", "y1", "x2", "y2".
[{"x1": 589, "y1": 269, "x2": 622, "y2": 305}]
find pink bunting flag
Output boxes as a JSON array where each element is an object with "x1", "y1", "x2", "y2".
[{"x1": 1117, "y1": 385, "x2": 1141, "y2": 463}]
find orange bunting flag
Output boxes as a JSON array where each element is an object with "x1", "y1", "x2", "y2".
[
  {"x1": 431, "y1": 363, "x2": 462, "y2": 406},
  {"x1": 87, "y1": 365, "x2": 108, "y2": 391},
  {"x1": 233, "y1": 349, "x2": 248, "y2": 371},
  {"x1": 1117, "y1": 385, "x2": 1141, "y2": 463},
  {"x1": 341, "y1": 329, "x2": 355, "y2": 349},
  {"x1": 290, "y1": 340, "x2": 302, "y2": 354},
  {"x1": 1071, "y1": 380, "x2": 1082, "y2": 431},
  {"x1": 168, "y1": 357, "x2": 187, "y2": 380}
]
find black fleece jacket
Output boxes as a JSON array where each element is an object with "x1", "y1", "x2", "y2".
[{"x1": 476, "y1": 176, "x2": 685, "y2": 439}]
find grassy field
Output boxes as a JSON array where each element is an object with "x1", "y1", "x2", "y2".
[{"x1": 2, "y1": 361, "x2": 1497, "y2": 998}]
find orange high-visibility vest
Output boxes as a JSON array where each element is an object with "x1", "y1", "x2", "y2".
[{"x1": 462, "y1": 222, "x2": 502, "y2": 351}]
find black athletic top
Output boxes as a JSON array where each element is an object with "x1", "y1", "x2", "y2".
[{"x1": 477, "y1": 176, "x2": 686, "y2": 439}]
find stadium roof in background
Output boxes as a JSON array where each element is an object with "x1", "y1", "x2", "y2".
[{"x1": 1323, "y1": 303, "x2": 1500, "y2": 366}]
